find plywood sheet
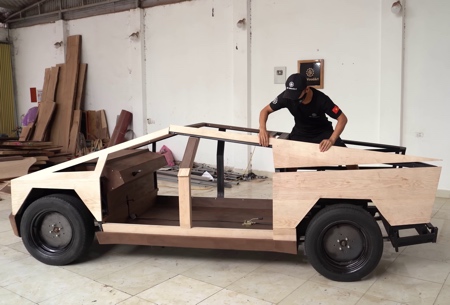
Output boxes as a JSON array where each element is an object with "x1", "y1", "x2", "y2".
[
  {"x1": 0, "y1": 157, "x2": 36, "y2": 180},
  {"x1": 271, "y1": 138, "x2": 440, "y2": 168},
  {"x1": 272, "y1": 167, "x2": 441, "y2": 231}
]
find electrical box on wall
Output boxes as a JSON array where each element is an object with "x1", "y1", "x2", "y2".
[{"x1": 274, "y1": 67, "x2": 286, "y2": 84}]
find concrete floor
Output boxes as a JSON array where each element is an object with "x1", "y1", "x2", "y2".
[{"x1": 1, "y1": 179, "x2": 450, "y2": 305}]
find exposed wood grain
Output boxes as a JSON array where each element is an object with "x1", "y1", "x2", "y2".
[
  {"x1": 19, "y1": 123, "x2": 34, "y2": 141},
  {"x1": 96, "y1": 232, "x2": 296, "y2": 254},
  {"x1": 46, "y1": 66, "x2": 60, "y2": 103},
  {"x1": 272, "y1": 167, "x2": 441, "y2": 230},
  {"x1": 0, "y1": 157, "x2": 36, "y2": 180},
  {"x1": 178, "y1": 168, "x2": 192, "y2": 228},
  {"x1": 108, "y1": 110, "x2": 132, "y2": 147},
  {"x1": 271, "y1": 138, "x2": 440, "y2": 167},
  {"x1": 68, "y1": 109, "x2": 81, "y2": 154},
  {"x1": 75, "y1": 63, "x2": 87, "y2": 110},
  {"x1": 50, "y1": 35, "x2": 81, "y2": 152}
]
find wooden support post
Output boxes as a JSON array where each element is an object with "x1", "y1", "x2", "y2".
[{"x1": 178, "y1": 137, "x2": 200, "y2": 228}]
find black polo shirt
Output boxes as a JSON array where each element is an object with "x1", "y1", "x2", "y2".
[{"x1": 269, "y1": 88, "x2": 342, "y2": 137}]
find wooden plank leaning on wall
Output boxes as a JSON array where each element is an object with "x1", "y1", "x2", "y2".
[{"x1": 50, "y1": 35, "x2": 81, "y2": 152}]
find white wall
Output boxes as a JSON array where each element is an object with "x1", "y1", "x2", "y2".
[
  {"x1": 9, "y1": 0, "x2": 450, "y2": 191},
  {"x1": 67, "y1": 9, "x2": 147, "y2": 137},
  {"x1": 9, "y1": 22, "x2": 65, "y2": 120},
  {"x1": 402, "y1": 0, "x2": 450, "y2": 192},
  {"x1": 250, "y1": 0, "x2": 381, "y2": 172},
  {"x1": 144, "y1": 0, "x2": 239, "y2": 166}
]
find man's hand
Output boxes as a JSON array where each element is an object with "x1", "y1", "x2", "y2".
[
  {"x1": 259, "y1": 129, "x2": 270, "y2": 147},
  {"x1": 319, "y1": 138, "x2": 335, "y2": 152}
]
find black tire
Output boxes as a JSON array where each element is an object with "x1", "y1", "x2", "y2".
[
  {"x1": 304, "y1": 204, "x2": 383, "y2": 282},
  {"x1": 20, "y1": 194, "x2": 95, "y2": 265}
]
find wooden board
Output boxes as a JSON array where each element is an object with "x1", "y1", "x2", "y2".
[
  {"x1": 0, "y1": 157, "x2": 36, "y2": 180},
  {"x1": 41, "y1": 68, "x2": 51, "y2": 100},
  {"x1": 96, "y1": 231, "x2": 296, "y2": 254},
  {"x1": 86, "y1": 110, "x2": 97, "y2": 140},
  {"x1": 46, "y1": 66, "x2": 60, "y2": 103},
  {"x1": 272, "y1": 166, "x2": 442, "y2": 238},
  {"x1": 108, "y1": 110, "x2": 132, "y2": 147},
  {"x1": 50, "y1": 35, "x2": 81, "y2": 152},
  {"x1": 271, "y1": 138, "x2": 439, "y2": 167},
  {"x1": 75, "y1": 63, "x2": 87, "y2": 110},
  {"x1": 19, "y1": 123, "x2": 34, "y2": 141},
  {"x1": 68, "y1": 109, "x2": 81, "y2": 155}
]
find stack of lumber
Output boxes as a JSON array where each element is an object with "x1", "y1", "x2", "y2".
[
  {"x1": 84, "y1": 109, "x2": 110, "y2": 151},
  {"x1": 0, "y1": 140, "x2": 67, "y2": 181},
  {"x1": 22, "y1": 35, "x2": 87, "y2": 156},
  {"x1": 0, "y1": 35, "x2": 89, "y2": 180}
]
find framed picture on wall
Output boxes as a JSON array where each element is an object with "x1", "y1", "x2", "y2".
[{"x1": 297, "y1": 59, "x2": 324, "y2": 88}]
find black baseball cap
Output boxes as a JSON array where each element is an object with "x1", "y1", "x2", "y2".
[{"x1": 283, "y1": 73, "x2": 307, "y2": 100}]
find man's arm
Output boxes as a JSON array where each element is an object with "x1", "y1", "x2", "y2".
[
  {"x1": 259, "y1": 104, "x2": 274, "y2": 147},
  {"x1": 319, "y1": 113, "x2": 348, "y2": 152}
]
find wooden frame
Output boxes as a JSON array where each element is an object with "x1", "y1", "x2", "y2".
[
  {"x1": 297, "y1": 59, "x2": 324, "y2": 88},
  {"x1": 9, "y1": 122, "x2": 442, "y2": 255}
]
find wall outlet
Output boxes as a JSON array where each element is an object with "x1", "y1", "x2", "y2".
[{"x1": 274, "y1": 67, "x2": 286, "y2": 84}]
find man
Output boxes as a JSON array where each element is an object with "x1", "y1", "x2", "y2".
[{"x1": 259, "y1": 73, "x2": 348, "y2": 152}]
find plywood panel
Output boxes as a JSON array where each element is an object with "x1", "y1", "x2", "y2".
[
  {"x1": 271, "y1": 138, "x2": 439, "y2": 168},
  {"x1": 272, "y1": 167, "x2": 441, "y2": 231},
  {"x1": 0, "y1": 157, "x2": 36, "y2": 180}
]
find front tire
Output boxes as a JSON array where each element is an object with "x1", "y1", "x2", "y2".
[
  {"x1": 304, "y1": 204, "x2": 383, "y2": 282},
  {"x1": 20, "y1": 194, "x2": 95, "y2": 265}
]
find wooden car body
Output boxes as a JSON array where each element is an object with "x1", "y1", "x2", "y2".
[{"x1": 8, "y1": 123, "x2": 442, "y2": 281}]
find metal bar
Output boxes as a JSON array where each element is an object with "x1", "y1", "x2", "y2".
[
  {"x1": 217, "y1": 128, "x2": 225, "y2": 198},
  {"x1": 4, "y1": 0, "x2": 48, "y2": 21},
  {"x1": 6, "y1": 0, "x2": 126, "y2": 22},
  {"x1": 152, "y1": 142, "x2": 157, "y2": 190}
]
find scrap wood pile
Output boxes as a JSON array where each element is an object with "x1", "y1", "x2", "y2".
[
  {"x1": 0, "y1": 34, "x2": 112, "y2": 182},
  {"x1": 157, "y1": 163, "x2": 267, "y2": 188}
]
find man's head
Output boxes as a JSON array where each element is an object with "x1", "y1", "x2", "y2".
[{"x1": 283, "y1": 73, "x2": 307, "y2": 100}]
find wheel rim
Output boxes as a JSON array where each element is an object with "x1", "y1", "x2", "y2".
[
  {"x1": 320, "y1": 221, "x2": 370, "y2": 273},
  {"x1": 30, "y1": 211, "x2": 73, "y2": 253}
]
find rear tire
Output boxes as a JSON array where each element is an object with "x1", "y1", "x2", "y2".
[
  {"x1": 20, "y1": 194, "x2": 95, "y2": 265},
  {"x1": 304, "y1": 204, "x2": 383, "y2": 282}
]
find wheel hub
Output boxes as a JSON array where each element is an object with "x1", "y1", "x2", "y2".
[
  {"x1": 37, "y1": 212, "x2": 73, "y2": 248},
  {"x1": 323, "y1": 224, "x2": 364, "y2": 262}
]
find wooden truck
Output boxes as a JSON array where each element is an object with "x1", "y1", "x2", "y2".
[{"x1": 8, "y1": 123, "x2": 442, "y2": 282}]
